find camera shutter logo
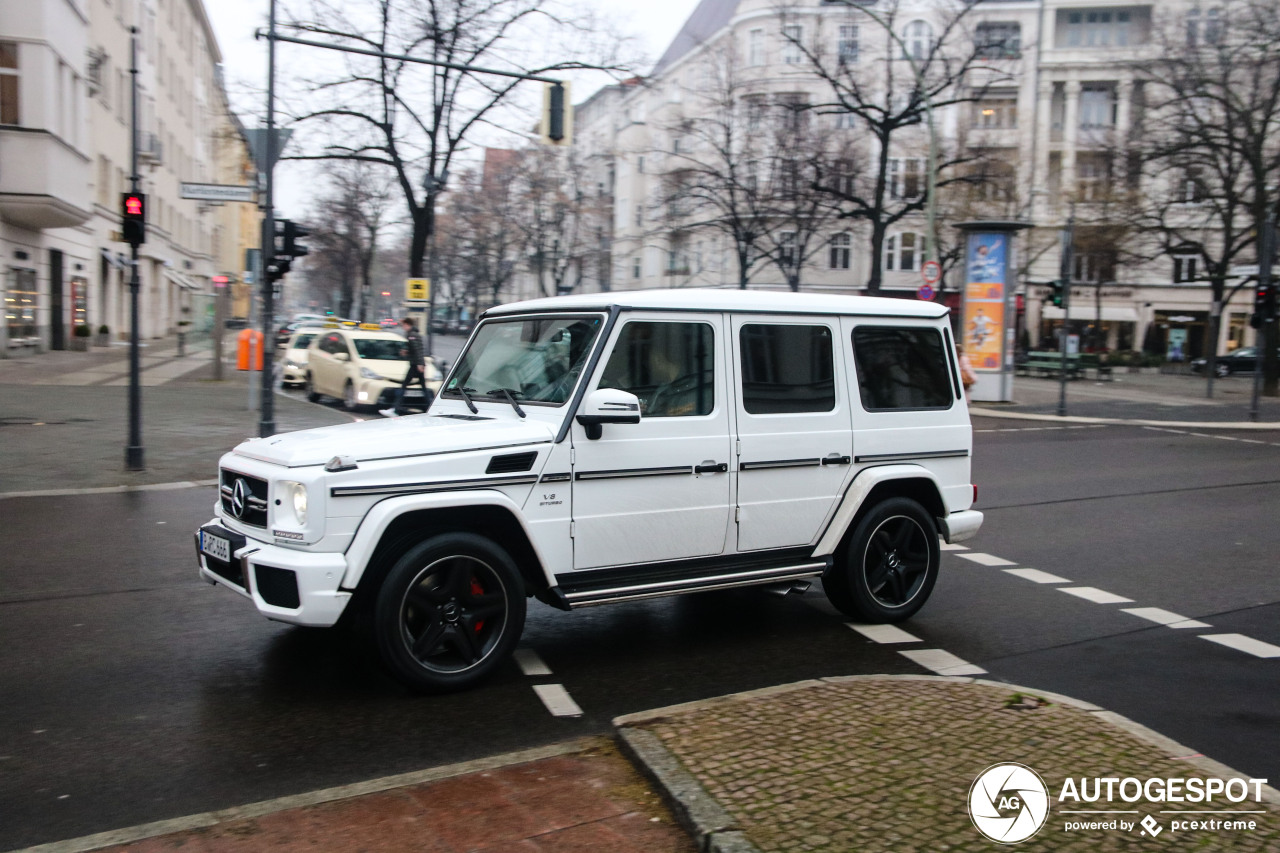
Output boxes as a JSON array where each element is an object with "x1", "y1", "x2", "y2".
[
  {"x1": 231, "y1": 478, "x2": 250, "y2": 520},
  {"x1": 969, "y1": 763, "x2": 1051, "y2": 844}
]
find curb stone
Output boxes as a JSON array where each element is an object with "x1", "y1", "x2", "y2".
[
  {"x1": 613, "y1": 675, "x2": 1280, "y2": 853},
  {"x1": 616, "y1": 728, "x2": 761, "y2": 853},
  {"x1": 969, "y1": 406, "x2": 1280, "y2": 430}
]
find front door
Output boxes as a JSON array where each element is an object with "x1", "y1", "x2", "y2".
[
  {"x1": 733, "y1": 316, "x2": 853, "y2": 552},
  {"x1": 571, "y1": 314, "x2": 732, "y2": 570}
]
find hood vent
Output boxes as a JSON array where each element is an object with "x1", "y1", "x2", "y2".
[{"x1": 486, "y1": 451, "x2": 539, "y2": 474}]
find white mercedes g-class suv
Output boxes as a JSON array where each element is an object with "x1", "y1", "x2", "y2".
[{"x1": 196, "y1": 290, "x2": 981, "y2": 691}]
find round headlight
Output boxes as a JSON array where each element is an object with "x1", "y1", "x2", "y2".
[{"x1": 291, "y1": 482, "x2": 308, "y2": 525}]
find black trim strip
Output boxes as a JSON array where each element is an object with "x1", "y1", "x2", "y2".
[
  {"x1": 540, "y1": 473, "x2": 571, "y2": 483},
  {"x1": 575, "y1": 465, "x2": 692, "y2": 481},
  {"x1": 854, "y1": 449, "x2": 970, "y2": 464},
  {"x1": 330, "y1": 474, "x2": 539, "y2": 498},
  {"x1": 740, "y1": 458, "x2": 821, "y2": 471}
]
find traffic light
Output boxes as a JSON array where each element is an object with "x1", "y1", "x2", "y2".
[
  {"x1": 540, "y1": 81, "x2": 572, "y2": 146},
  {"x1": 1049, "y1": 280, "x2": 1065, "y2": 308},
  {"x1": 283, "y1": 220, "x2": 310, "y2": 259},
  {"x1": 268, "y1": 219, "x2": 311, "y2": 282},
  {"x1": 121, "y1": 192, "x2": 146, "y2": 246},
  {"x1": 1253, "y1": 279, "x2": 1276, "y2": 328}
]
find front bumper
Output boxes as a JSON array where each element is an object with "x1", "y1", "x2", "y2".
[
  {"x1": 195, "y1": 521, "x2": 351, "y2": 627},
  {"x1": 282, "y1": 362, "x2": 307, "y2": 385}
]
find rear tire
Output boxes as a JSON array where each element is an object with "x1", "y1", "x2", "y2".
[
  {"x1": 824, "y1": 497, "x2": 940, "y2": 623},
  {"x1": 372, "y1": 533, "x2": 526, "y2": 693},
  {"x1": 305, "y1": 373, "x2": 321, "y2": 403}
]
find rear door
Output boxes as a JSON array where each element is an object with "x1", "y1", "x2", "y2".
[{"x1": 732, "y1": 315, "x2": 854, "y2": 552}]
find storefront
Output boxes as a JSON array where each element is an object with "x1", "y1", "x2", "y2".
[
  {"x1": 1145, "y1": 310, "x2": 1208, "y2": 362},
  {"x1": 1039, "y1": 304, "x2": 1139, "y2": 352},
  {"x1": 4, "y1": 266, "x2": 38, "y2": 350}
]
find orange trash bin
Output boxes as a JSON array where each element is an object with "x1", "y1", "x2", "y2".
[{"x1": 237, "y1": 329, "x2": 263, "y2": 371}]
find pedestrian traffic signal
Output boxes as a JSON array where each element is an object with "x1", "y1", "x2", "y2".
[
  {"x1": 121, "y1": 192, "x2": 146, "y2": 246},
  {"x1": 1049, "y1": 280, "x2": 1065, "y2": 308}
]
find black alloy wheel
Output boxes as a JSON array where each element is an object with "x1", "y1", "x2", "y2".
[
  {"x1": 373, "y1": 533, "x2": 526, "y2": 692},
  {"x1": 824, "y1": 497, "x2": 940, "y2": 623}
]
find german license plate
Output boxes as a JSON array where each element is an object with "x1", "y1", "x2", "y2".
[{"x1": 200, "y1": 529, "x2": 231, "y2": 562}]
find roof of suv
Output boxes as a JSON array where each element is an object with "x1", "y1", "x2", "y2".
[{"x1": 486, "y1": 289, "x2": 949, "y2": 320}]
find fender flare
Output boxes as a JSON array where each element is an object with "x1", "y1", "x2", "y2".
[
  {"x1": 811, "y1": 464, "x2": 944, "y2": 557},
  {"x1": 341, "y1": 490, "x2": 557, "y2": 591}
]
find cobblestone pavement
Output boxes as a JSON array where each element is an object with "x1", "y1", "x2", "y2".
[{"x1": 629, "y1": 678, "x2": 1280, "y2": 853}]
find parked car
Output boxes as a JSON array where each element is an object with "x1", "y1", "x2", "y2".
[
  {"x1": 280, "y1": 330, "x2": 323, "y2": 388},
  {"x1": 1191, "y1": 347, "x2": 1280, "y2": 377},
  {"x1": 196, "y1": 290, "x2": 981, "y2": 693},
  {"x1": 303, "y1": 324, "x2": 442, "y2": 411}
]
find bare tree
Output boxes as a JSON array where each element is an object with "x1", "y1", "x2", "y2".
[
  {"x1": 1133, "y1": 0, "x2": 1280, "y2": 394},
  {"x1": 517, "y1": 145, "x2": 593, "y2": 297},
  {"x1": 308, "y1": 161, "x2": 398, "y2": 320},
  {"x1": 441, "y1": 151, "x2": 527, "y2": 311},
  {"x1": 780, "y1": 0, "x2": 1009, "y2": 293}
]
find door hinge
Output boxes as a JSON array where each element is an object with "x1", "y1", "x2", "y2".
[
  {"x1": 570, "y1": 448, "x2": 576, "y2": 465},
  {"x1": 736, "y1": 439, "x2": 742, "y2": 457},
  {"x1": 570, "y1": 521, "x2": 576, "y2": 538},
  {"x1": 735, "y1": 506, "x2": 740, "y2": 523}
]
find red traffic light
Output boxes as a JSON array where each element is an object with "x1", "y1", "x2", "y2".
[{"x1": 125, "y1": 196, "x2": 143, "y2": 216}]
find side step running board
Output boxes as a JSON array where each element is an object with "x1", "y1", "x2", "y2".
[{"x1": 557, "y1": 561, "x2": 830, "y2": 608}]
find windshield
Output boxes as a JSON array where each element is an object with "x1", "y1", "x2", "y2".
[
  {"x1": 352, "y1": 338, "x2": 406, "y2": 360},
  {"x1": 446, "y1": 315, "x2": 604, "y2": 405}
]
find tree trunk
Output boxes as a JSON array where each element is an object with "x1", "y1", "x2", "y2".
[
  {"x1": 409, "y1": 206, "x2": 429, "y2": 279},
  {"x1": 867, "y1": 223, "x2": 885, "y2": 295}
]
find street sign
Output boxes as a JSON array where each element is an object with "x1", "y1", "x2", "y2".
[
  {"x1": 917, "y1": 283, "x2": 935, "y2": 301},
  {"x1": 180, "y1": 182, "x2": 256, "y2": 203},
  {"x1": 405, "y1": 278, "x2": 430, "y2": 301},
  {"x1": 921, "y1": 260, "x2": 942, "y2": 285}
]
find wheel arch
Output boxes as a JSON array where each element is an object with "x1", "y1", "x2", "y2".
[
  {"x1": 341, "y1": 493, "x2": 555, "y2": 600},
  {"x1": 812, "y1": 465, "x2": 947, "y2": 559}
]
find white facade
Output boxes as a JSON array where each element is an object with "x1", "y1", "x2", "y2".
[
  {"x1": 0, "y1": 0, "x2": 254, "y2": 356},
  {"x1": 556, "y1": 0, "x2": 1254, "y2": 360}
]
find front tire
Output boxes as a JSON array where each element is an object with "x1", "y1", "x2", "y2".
[
  {"x1": 824, "y1": 497, "x2": 940, "y2": 623},
  {"x1": 372, "y1": 533, "x2": 526, "y2": 693},
  {"x1": 343, "y1": 381, "x2": 360, "y2": 411}
]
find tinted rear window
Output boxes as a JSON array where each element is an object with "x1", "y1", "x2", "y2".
[{"x1": 852, "y1": 327, "x2": 954, "y2": 410}]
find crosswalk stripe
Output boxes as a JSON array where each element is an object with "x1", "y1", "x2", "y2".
[
  {"x1": 899, "y1": 648, "x2": 986, "y2": 676},
  {"x1": 1058, "y1": 587, "x2": 1134, "y2": 605},
  {"x1": 1004, "y1": 568, "x2": 1071, "y2": 584},
  {"x1": 1200, "y1": 634, "x2": 1280, "y2": 659},
  {"x1": 1120, "y1": 608, "x2": 1210, "y2": 629},
  {"x1": 956, "y1": 552, "x2": 1017, "y2": 567},
  {"x1": 532, "y1": 683, "x2": 584, "y2": 717},
  {"x1": 846, "y1": 623, "x2": 921, "y2": 644}
]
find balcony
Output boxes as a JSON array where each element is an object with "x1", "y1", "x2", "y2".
[{"x1": 0, "y1": 128, "x2": 91, "y2": 230}]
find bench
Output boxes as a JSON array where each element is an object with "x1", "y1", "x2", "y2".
[
  {"x1": 1077, "y1": 352, "x2": 1114, "y2": 381},
  {"x1": 1017, "y1": 352, "x2": 1082, "y2": 379}
]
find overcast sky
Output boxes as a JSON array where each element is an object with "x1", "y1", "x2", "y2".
[{"x1": 203, "y1": 0, "x2": 698, "y2": 216}]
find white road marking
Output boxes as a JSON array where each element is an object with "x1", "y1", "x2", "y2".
[
  {"x1": 846, "y1": 623, "x2": 921, "y2": 644},
  {"x1": 1058, "y1": 586, "x2": 1134, "y2": 604},
  {"x1": 939, "y1": 542, "x2": 969, "y2": 551},
  {"x1": 1004, "y1": 568, "x2": 1071, "y2": 584},
  {"x1": 900, "y1": 648, "x2": 987, "y2": 676},
  {"x1": 1121, "y1": 608, "x2": 1211, "y2": 629},
  {"x1": 532, "y1": 683, "x2": 584, "y2": 717},
  {"x1": 513, "y1": 648, "x2": 552, "y2": 676},
  {"x1": 956, "y1": 552, "x2": 1017, "y2": 567},
  {"x1": 1200, "y1": 634, "x2": 1280, "y2": 659}
]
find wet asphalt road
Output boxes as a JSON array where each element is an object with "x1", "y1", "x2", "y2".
[{"x1": 1, "y1": 419, "x2": 1279, "y2": 849}]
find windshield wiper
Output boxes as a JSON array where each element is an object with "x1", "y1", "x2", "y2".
[
  {"x1": 453, "y1": 385, "x2": 479, "y2": 414},
  {"x1": 490, "y1": 388, "x2": 526, "y2": 419}
]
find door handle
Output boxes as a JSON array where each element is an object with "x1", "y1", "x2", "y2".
[
  {"x1": 822, "y1": 454, "x2": 852, "y2": 466},
  {"x1": 695, "y1": 461, "x2": 729, "y2": 474}
]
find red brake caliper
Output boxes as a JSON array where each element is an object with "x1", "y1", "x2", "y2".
[{"x1": 470, "y1": 577, "x2": 486, "y2": 633}]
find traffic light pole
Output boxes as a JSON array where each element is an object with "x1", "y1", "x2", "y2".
[
  {"x1": 1057, "y1": 215, "x2": 1075, "y2": 418},
  {"x1": 258, "y1": 0, "x2": 279, "y2": 438},
  {"x1": 1250, "y1": 209, "x2": 1275, "y2": 422},
  {"x1": 125, "y1": 26, "x2": 144, "y2": 471}
]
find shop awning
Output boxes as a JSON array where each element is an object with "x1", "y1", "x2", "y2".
[
  {"x1": 163, "y1": 268, "x2": 200, "y2": 292},
  {"x1": 1040, "y1": 305, "x2": 1139, "y2": 322},
  {"x1": 99, "y1": 248, "x2": 128, "y2": 270}
]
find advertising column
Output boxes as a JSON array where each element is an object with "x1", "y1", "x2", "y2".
[{"x1": 958, "y1": 222, "x2": 1030, "y2": 403}]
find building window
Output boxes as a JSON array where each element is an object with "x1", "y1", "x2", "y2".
[
  {"x1": 830, "y1": 232, "x2": 851, "y2": 269},
  {"x1": 634, "y1": 203, "x2": 642, "y2": 227},
  {"x1": 1079, "y1": 84, "x2": 1117, "y2": 128},
  {"x1": 972, "y1": 94, "x2": 1018, "y2": 128},
  {"x1": 1180, "y1": 169, "x2": 1206, "y2": 204},
  {"x1": 780, "y1": 231, "x2": 797, "y2": 268},
  {"x1": 975, "y1": 22, "x2": 1021, "y2": 59},
  {"x1": 782, "y1": 24, "x2": 804, "y2": 64},
  {"x1": 748, "y1": 28, "x2": 764, "y2": 66},
  {"x1": 1065, "y1": 10, "x2": 1132, "y2": 48},
  {"x1": 745, "y1": 95, "x2": 767, "y2": 130},
  {"x1": 831, "y1": 110, "x2": 857, "y2": 130},
  {"x1": 637, "y1": 155, "x2": 644, "y2": 174},
  {"x1": 838, "y1": 24, "x2": 859, "y2": 64},
  {"x1": 1173, "y1": 253, "x2": 1198, "y2": 283},
  {"x1": 0, "y1": 42, "x2": 19, "y2": 125},
  {"x1": 904, "y1": 20, "x2": 933, "y2": 61},
  {"x1": 829, "y1": 159, "x2": 856, "y2": 196},
  {"x1": 889, "y1": 158, "x2": 923, "y2": 200},
  {"x1": 885, "y1": 233, "x2": 923, "y2": 272},
  {"x1": 1077, "y1": 154, "x2": 1111, "y2": 201},
  {"x1": 1187, "y1": 7, "x2": 1223, "y2": 47},
  {"x1": 632, "y1": 256, "x2": 641, "y2": 278}
]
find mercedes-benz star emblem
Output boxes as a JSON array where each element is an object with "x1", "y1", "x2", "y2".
[{"x1": 230, "y1": 479, "x2": 250, "y2": 519}]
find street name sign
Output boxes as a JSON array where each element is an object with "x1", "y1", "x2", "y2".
[{"x1": 180, "y1": 183, "x2": 256, "y2": 203}]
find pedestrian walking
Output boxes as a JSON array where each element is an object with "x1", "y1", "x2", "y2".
[
  {"x1": 957, "y1": 343, "x2": 976, "y2": 400},
  {"x1": 380, "y1": 316, "x2": 427, "y2": 417}
]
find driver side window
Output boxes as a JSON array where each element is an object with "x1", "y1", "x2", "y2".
[{"x1": 598, "y1": 321, "x2": 715, "y2": 417}]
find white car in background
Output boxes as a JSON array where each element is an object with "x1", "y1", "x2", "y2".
[
  {"x1": 281, "y1": 329, "x2": 322, "y2": 388},
  {"x1": 304, "y1": 325, "x2": 442, "y2": 412}
]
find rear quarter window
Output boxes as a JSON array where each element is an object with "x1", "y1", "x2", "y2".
[{"x1": 852, "y1": 326, "x2": 955, "y2": 411}]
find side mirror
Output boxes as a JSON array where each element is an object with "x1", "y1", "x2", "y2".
[
  {"x1": 575, "y1": 388, "x2": 641, "y2": 440},
  {"x1": 334, "y1": 351, "x2": 350, "y2": 362}
]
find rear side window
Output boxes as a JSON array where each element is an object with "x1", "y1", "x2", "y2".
[
  {"x1": 599, "y1": 321, "x2": 715, "y2": 417},
  {"x1": 739, "y1": 324, "x2": 835, "y2": 414},
  {"x1": 852, "y1": 326, "x2": 954, "y2": 410}
]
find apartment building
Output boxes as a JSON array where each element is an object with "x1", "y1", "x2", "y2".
[
  {"x1": 0, "y1": 0, "x2": 255, "y2": 356},
  {"x1": 559, "y1": 0, "x2": 1251, "y2": 360}
]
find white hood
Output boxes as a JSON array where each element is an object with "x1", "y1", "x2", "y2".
[{"x1": 230, "y1": 414, "x2": 556, "y2": 468}]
